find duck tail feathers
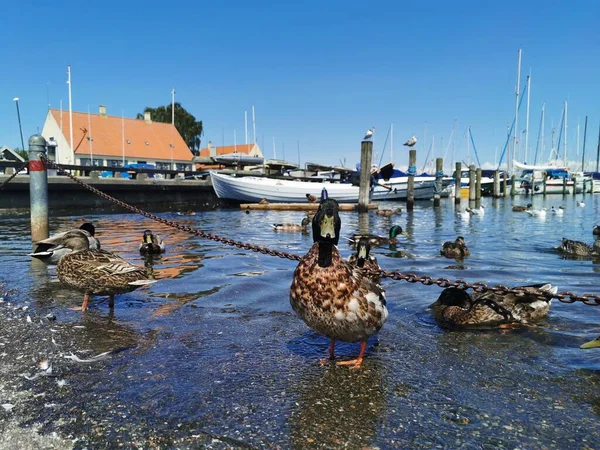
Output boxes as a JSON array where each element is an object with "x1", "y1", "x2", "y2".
[{"x1": 128, "y1": 279, "x2": 157, "y2": 286}]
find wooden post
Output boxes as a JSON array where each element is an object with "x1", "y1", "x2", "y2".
[
  {"x1": 434, "y1": 157, "x2": 443, "y2": 207},
  {"x1": 475, "y1": 168, "x2": 482, "y2": 200},
  {"x1": 28, "y1": 135, "x2": 49, "y2": 244},
  {"x1": 407, "y1": 149, "x2": 416, "y2": 211},
  {"x1": 493, "y1": 171, "x2": 500, "y2": 197},
  {"x1": 510, "y1": 174, "x2": 516, "y2": 196},
  {"x1": 562, "y1": 177, "x2": 567, "y2": 195},
  {"x1": 542, "y1": 172, "x2": 547, "y2": 195},
  {"x1": 502, "y1": 172, "x2": 508, "y2": 197},
  {"x1": 358, "y1": 140, "x2": 373, "y2": 213},
  {"x1": 454, "y1": 162, "x2": 461, "y2": 205},
  {"x1": 468, "y1": 165, "x2": 476, "y2": 202},
  {"x1": 572, "y1": 176, "x2": 577, "y2": 196}
]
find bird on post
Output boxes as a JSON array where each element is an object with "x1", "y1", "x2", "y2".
[
  {"x1": 363, "y1": 127, "x2": 375, "y2": 140},
  {"x1": 306, "y1": 193, "x2": 318, "y2": 203},
  {"x1": 403, "y1": 135, "x2": 418, "y2": 147},
  {"x1": 290, "y1": 198, "x2": 388, "y2": 369}
]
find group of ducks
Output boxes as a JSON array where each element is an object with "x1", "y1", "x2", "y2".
[{"x1": 29, "y1": 224, "x2": 165, "y2": 311}]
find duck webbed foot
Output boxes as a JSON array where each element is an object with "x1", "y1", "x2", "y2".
[{"x1": 335, "y1": 341, "x2": 367, "y2": 370}]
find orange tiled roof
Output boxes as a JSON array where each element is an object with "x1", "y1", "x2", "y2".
[
  {"x1": 49, "y1": 109, "x2": 192, "y2": 161},
  {"x1": 198, "y1": 144, "x2": 257, "y2": 158}
]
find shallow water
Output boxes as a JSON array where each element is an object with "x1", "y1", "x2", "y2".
[{"x1": 1, "y1": 195, "x2": 600, "y2": 448}]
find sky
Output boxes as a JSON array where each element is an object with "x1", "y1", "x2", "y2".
[{"x1": 2, "y1": 0, "x2": 599, "y2": 171}]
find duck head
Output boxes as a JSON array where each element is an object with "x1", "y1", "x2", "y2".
[
  {"x1": 455, "y1": 236, "x2": 466, "y2": 247},
  {"x1": 312, "y1": 199, "x2": 341, "y2": 267},
  {"x1": 355, "y1": 237, "x2": 372, "y2": 268},
  {"x1": 56, "y1": 230, "x2": 91, "y2": 252},
  {"x1": 142, "y1": 229, "x2": 155, "y2": 244},
  {"x1": 436, "y1": 288, "x2": 472, "y2": 310},
  {"x1": 79, "y1": 222, "x2": 96, "y2": 236},
  {"x1": 593, "y1": 225, "x2": 600, "y2": 236},
  {"x1": 301, "y1": 216, "x2": 311, "y2": 227},
  {"x1": 389, "y1": 225, "x2": 404, "y2": 239}
]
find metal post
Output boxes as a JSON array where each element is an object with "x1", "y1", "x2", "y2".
[
  {"x1": 28, "y1": 135, "x2": 49, "y2": 244},
  {"x1": 434, "y1": 157, "x2": 443, "y2": 207},
  {"x1": 358, "y1": 140, "x2": 373, "y2": 213},
  {"x1": 407, "y1": 149, "x2": 416, "y2": 211},
  {"x1": 493, "y1": 171, "x2": 499, "y2": 197},
  {"x1": 454, "y1": 162, "x2": 461, "y2": 205},
  {"x1": 476, "y1": 168, "x2": 482, "y2": 200},
  {"x1": 468, "y1": 165, "x2": 476, "y2": 202},
  {"x1": 13, "y1": 98, "x2": 26, "y2": 152}
]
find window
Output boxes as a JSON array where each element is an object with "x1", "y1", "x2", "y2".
[
  {"x1": 92, "y1": 159, "x2": 104, "y2": 167},
  {"x1": 176, "y1": 163, "x2": 191, "y2": 171},
  {"x1": 155, "y1": 161, "x2": 171, "y2": 170},
  {"x1": 79, "y1": 158, "x2": 91, "y2": 166},
  {"x1": 107, "y1": 160, "x2": 125, "y2": 167}
]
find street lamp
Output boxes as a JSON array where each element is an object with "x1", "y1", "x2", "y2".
[{"x1": 13, "y1": 97, "x2": 25, "y2": 151}]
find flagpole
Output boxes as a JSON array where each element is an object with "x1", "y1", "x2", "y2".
[
  {"x1": 67, "y1": 65, "x2": 74, "y2": 164},
  {"x1": 122, "y1": 111, "x2": 125, "y2": 165},
  {"x1": 171, "y1": 88, "x2": 175, "y2": 169}
]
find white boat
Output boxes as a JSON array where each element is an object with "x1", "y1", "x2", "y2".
[
  {"x1": 212, "y1": 153, "x2": 264, "y2": 166},
  {"x1": 372, "y1": 174, "x2": 452, "y2": 200}
]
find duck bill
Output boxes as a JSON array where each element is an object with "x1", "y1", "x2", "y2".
[
  {"x1": 145, "y1": 235, "x2": 153, "y2": 244},
  {"x1": 320, "y1": 215, "x2": 336, "y2": 240},
  {"x1": 580, "y1": 338, "x2": 600, "y2": 349}
]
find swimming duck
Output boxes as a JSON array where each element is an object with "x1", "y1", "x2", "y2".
[
  {"x1": 139, "y1": 230, "x2": 165, "y2": 255},
  {"x1": 55, "y1": 231, "x2": 156, "y2": 311},
  {"x1": 347, "y1": 237, "x2": 382, "y2": 282},
  {"x1": 430, "y1": 283, "x2": 557, "y2": 328},
  {"x1": 577, "y1": 201, "x2": 585, "y2": 207},
  {"x1": 29, "y1": 223, "x2": 100, "y2": 264},
  {"x1": 558, "y1": 238, "x2": 600, "y2": 257},
  {"x1": 376, "y1": 207, "x2": 402, "y2": 217},
  {"x1": 258, "y1": 198, "x2": 269, "y2": 205},
  {"x1": 466, "y1": 205, "x2": 485, "y2": 216},
  {"x1": 305, "y1": 193, "x2": 318, "y2": 203},
  {"x1": 526, "y1": 207, "x2": 547, "y2": 218},
  {"x1": 551, "y1": 206, "x2": 564, "y2": 216},
  {"x1": 512, "y1": 203, "x2": 532, "y2": 212},
  {"x1": 581, "y1": 336, "x2": 600, "y2": 349},
  {"x1": 290, "y1": 198, "x2": 388, "y2": 369},
  {"x1": 272, "y1": 217, "x2": 311, "y2": 232},
  {"x1": 440, "y1": 236, "x2": 471, "y2": 259},
  {"x1": 593, "y1": 226, "x2": 600, "y2": 236},
  {"x1": 457, "y1": 209, "x2": 471, "y2": 220},
  {"x1": 350, "y1": 225, "x2": 404, "y2": 248}
]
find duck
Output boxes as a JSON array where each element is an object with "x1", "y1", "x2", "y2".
[
  {"x1": 526, "y1": 207, "x2": 547, "y2": 218},
  {"x1": 347, "y1": 237, "x2": 382, "y2": 282},
  {"x1": 54, "y1": 231, "x2": 156, "y2": 311},
  {"x1": 557, "y1": 238, "x2": 600, "y2": 257},
  {"x1": 512, "y1": 203, "x2": 532, "y2": 212},
  {"x1": 430, "y1": 283, "x2": 557, "y2": 329},
  {"x1": 376, "y1": 207, "x2": 402, "y2": 217},
  {"x1": 139, "y1": 230, "x2": 165, "y2": 255},
  {"x1": 593, "y1": 225, "x2": 600, "y2": 236},
  {"x1": 28, "y1": 223, "x2": 101, "y2": 264},
  {"x1": 551, "y1": 206, "x2": 564, "y2": 216},
  {"x1": 177, "y1": 210, "x2": 196, "y2": 216},
  {"x1": 350, "y1": 225, "x2": 404, "y2": 248},
  {"x1": 440, "y1": 236, "x2": 471, "y2": 259},
  {"x1": 290, "y1": 198, "x2": 388, "y2": 369},
  {"x1": 272, "y1": 216, "x2": 311, "y2": 232},
  {"x1": 305, "y1": 193, "x2": 318, "y2": 203},
  {"x1": 258, "y1": 198, "x2": 269, "y2": 205},
  {"x1": 457, "y1": 209, "x2": 471, "y2": 220},
  {"x1": 466, "y1": 205, "x2": 485, "y2": 216},
  {"x1": 577, "y1": 201, "x2": 585, "y2": 207},
  {"x1": 580, "y1": 336, "x2": 600, "y2": 349}
]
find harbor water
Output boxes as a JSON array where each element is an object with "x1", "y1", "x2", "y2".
[{"x1": 0, "y1": 195, "x2": 599, "y2": 449}]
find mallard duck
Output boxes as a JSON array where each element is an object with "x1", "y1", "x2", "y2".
[
  {"x1": 272, "y1": 217, "x2": 310, "y2": 232},
  {"x1": 139, "y1": 230, "x2": 165, "y2": 255},
  {"x1": 440, "y1": 236, "x2": 470, "y2": 259},
  {"x1": 350, "y1": 225, "x2": 404, "y2": 248},
  {"x1": 551, "y1": 206, "x2": 564, "y2": 216},
  {"x1": 430, "y1": 283, "x2": 557, "y2": 328},
  {"x1": 593, "y1": 225, "x2": 600, "y2": 236},
  {"x1": 577, "y1": 201, "x2": 585, "y2": 207},
  {"x1": 581, "y1": 336, "x2": 600, "y2": 349},
  {"x1": 258, "y1": 198, "x2": 269, "y2": 205},
  {"x1": 526, "y1": 207, "x2": 547, "y2": 218},
  {"x1": 466, "y1": 205, "x2": 485, "y2": 216},
  {"x1": 290, "y1": 198, "x2": 388, "y2": 369},
  {"x1": 55, "y1": 231, "x2": 156, "y2": 311},
  {"x1": 347, "y1": 237, "x2": 382, "y2": 282},
  {"x1": 512, "y1": 203, "x2": 532, "y2": 212},
  {"x1": 376, "y1": 207, "x2": 402, "y2": 217},
  {"x1": 29, "y1": 223, "x2": 100, "y2": 264},
  {"x1": 558, "y1": 238, "x2": 600, "y2": 256},
  {"x1": 305, "y1": 193, "x2": 318, "y2": 203}
]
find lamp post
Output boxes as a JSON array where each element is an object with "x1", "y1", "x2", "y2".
[{"x1": 13, "y1": 97, "x2": 25, "y2": 151}]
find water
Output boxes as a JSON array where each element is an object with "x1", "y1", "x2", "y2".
[{"x1": 0, "y1": 195, "x2": 599, "y2": 448}]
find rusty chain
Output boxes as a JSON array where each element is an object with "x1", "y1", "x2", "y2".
[
  {"x1": 34, "y1": 155, "x2": 600, "y2": 306},
  {"x1": 0, "y1": 160, "x2": 30, "y2": 190}
]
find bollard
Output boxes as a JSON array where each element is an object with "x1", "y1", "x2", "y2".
[
  {"x1": 358, "y1": 140, "x2": 373, "y2": 213},
  {"x1": 510, "y1": 175, "x2": 516, "y2": 196},
  {"x1": 562, "y1": 177, "x2": 567, "y2": 195},
  {"x1": 502, "y1": 173, "x2": 507, "y2": 197},
  {"x1": 434, "y1": 157, "x2": 443, "y2": 207},
  {"x1": 493, "y1": 171, "x2": 499, "y2": 197},
  {"x1": 475, "y1": 168, "x2": 482, "y2": 200},
  {"x1": 454, "y1": 162, "x2": 461, "y2": 205},
  {"x1": 407, "y1": 149, "x2": 416, "y2": 211},
  {"x1": 468, "y1": 165, "x2": 476, "y2": 202},
  {"x1": 28, "y1": 135, "x2": 49, "y2": 245}
]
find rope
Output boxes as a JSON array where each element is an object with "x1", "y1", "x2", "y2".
[{"x1": 29, "y1": 155, "x2": 600, "y2": 306}]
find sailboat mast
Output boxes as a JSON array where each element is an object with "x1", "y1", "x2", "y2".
[
  {"x1": 525, "y1": 73, "x2": 531, "y2": 162},
  {"x1": 252, "y1": 106, "x2": 256, "y2": 144},
  {"x1": 564, "y1": 100, "x2": 568, "y2": 166},
  {"x1": 596, "y1": 121, "x2": 600, "y2": 173},
  {"x1": 122, "y1": 111, "x2": 125, "y2": 165},
  {"x1": 467, "y1": 126, "x2": 471, "y2": 165},
  {"x1": 540, "y1": 104, "x2": 545, "y2": 162},
  {"x1": 581, "y1": 116, "x2": 587, "y2": 172},
  {"x1": 390, "y1": 123, "x2": 394, "y2": 162},
  {"x1": 511, "y1": 49, "x2": 522, "y2": 173},
  {"x1": 245, "y1": 111, "x2": 248, "y2": 145},
  {"x1": 272, "y1": 137, "x2": 276, "y2": 160},
  {"x1": 87, "y1": 105, "x2": 93, "y2": 165},
  {"x1": 67, "y1": 65, "x2": 74, "y2": 163}
]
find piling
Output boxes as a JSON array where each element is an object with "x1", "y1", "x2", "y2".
[
  {"x1": 468, "y1": 165, "x2": 476, "y2": 202},
  {"x1": 562, "y1": 177, "x2": 567, "y2": 195},
  {"x1": 502, "y1": 173, "x2": 508, "y2": 197},
  {"x1": 28, "y1": 135, "x2": 49, "y2": 244},
  {"x1": 493, "y1": 171, "x2": 500, "y2": 197},
  {"x1": 542, "y1": 172, "x2": 547, "y2": 195},
  {"x1": 572, "y1": 176, "x2": 577, "y2": 196},
  {"x1": 475, "y1": 168, "x2": 482, "y2": 200},
  {"x1": 407, "y1": 149, "x2": 416, "y2": 211},
  {"x1": 434, "y1": 157, "x2": 443, "y2": 207},
  {"x1": 358, "y1": 140, "x2": 373, "y2": 213},
  {"x1": 454, "y1": 162, "x2": 461, "y2": 205},
  {"x1": 510, "y1": 175, "x2": 516, "y2": 196}
]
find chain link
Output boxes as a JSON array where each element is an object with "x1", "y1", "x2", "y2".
[
  {"x1": 0, "y1": 160, "x2": 30, "y2": 190},
  {"x1": 39, "y1": 155, "x2": 600, "y2": 306}
]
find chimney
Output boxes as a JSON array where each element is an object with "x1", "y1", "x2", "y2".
[
  {"x1": 144, "y1": 111, "x2": 152, "y2": 123},
  {"x1": 99, "y1": 105, "x2": 107, "y2": 117},
  {"x1": 208, "y1": 141, "x2": 216, "y2": 157}
]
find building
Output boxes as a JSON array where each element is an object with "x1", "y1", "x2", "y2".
[
  {"x1": 198, "y1": 141, "x2": 263, "y2": 159},
  {"x1": 41, "y1": 106, "x2": 194, "y2": 171}
]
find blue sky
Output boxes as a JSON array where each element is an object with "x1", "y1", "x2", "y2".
[{"x1": 2, "y1": 0, "x2": 599, "y2": 170}]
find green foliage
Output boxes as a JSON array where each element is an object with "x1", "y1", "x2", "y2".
[
  {"x1": 14, "y1": 148, "x2": 29, "y2": 161},
  {"x1": 137, "y1": 103, "x2": 203, "y2": 155}
]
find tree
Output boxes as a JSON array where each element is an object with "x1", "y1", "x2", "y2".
[
  {"x1": 137, "y1": 102, "x2": 203, "y2": 155},
  {"x1": 14, "y1": 147, "x2": 28, "y2": 161}
]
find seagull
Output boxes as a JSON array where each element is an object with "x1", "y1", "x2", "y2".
[
  {"x1": 363, "y1": 127, "x2": 375, "y2": 140},
  {"x1": 551, "y1": 206, "x2": 564, "y2": 216},
  {"x1": 403, "y1": 135, "x2": 418, "y2": 147},
  {"x1": 526, "y1": 207, "x2": 547, "y2": 218},
  {"x1": 577, "y1": 201, "x2": 585, "y2": 207},
  {"x1": 466, "y1": 205, "x2": 485, "y2": 216}
]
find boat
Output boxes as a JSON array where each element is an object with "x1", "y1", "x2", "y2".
[
  {"x1": 211, "y1": 153, "x2": 264, "y2": 166},
  {"x1": 371, "y1": 168, "x2": 453, "y2": 200}
]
